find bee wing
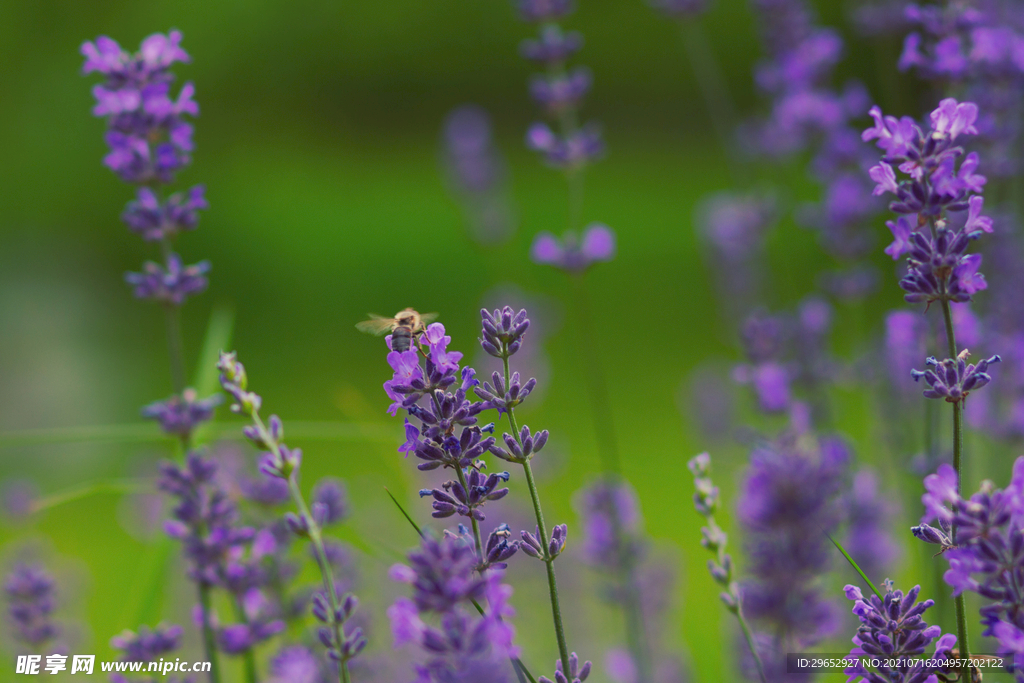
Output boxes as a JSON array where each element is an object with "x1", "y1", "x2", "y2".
[
  {"x1": 356, "y1": 315, "x2": 395, "y2": 335},
  {"x1": 419, "y1": 312, "x2": 439, "y2": 325}
]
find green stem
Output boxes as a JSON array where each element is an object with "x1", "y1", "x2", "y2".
[
  {"x1": 503, "y1": 353, "x2": 572, "y2": 674},
  {"x1": 248, "y1": 407, "x2": 346, "y2": 683},
  {"x1": 939, "y1": 297, "x2": 970, "y2": 673},
  {"x1": 164, "y1": 303, "x2": 187, "y2": 395},
  {"x1": 571, "y1": 278, "x2": 621, "y2": 475},
  {"x1": 430, "y1": 392, "x2": 484, "y2": 558},
  {"x1": 735, "y1": 606, "x2": 768, "y2": 683},
  {"x1": 233, "y1": 598, "x2": 258, "y2": 683},
  {"x1": 197, "y1": 583, "x2": 222, "y2": 683},
  {"x1": 678, "y1": 20, "x2": 748, "y2": 184}
]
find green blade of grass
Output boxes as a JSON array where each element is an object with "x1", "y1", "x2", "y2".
[
  {"x1": 31, "y1": 479, "x2": 152, "y2": 513},
  {"x1": 826, "y1": 530, "x2": 884, "y2": 600},
  {"x1": 384, "y1": 486, "x2": 424, "y2": 538}
]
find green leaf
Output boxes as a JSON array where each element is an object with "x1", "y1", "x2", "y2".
[
  {"x1": 384, "y1": 486, "x2": 424, "y2": 538},
  {"x1": 31, "y1": 479, "x2": 152, "y2": 513},
  {"x1": 826, "y1": 531, "x2": 884, "y2": 600}
]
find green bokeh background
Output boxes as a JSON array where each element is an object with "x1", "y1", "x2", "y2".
[{"x1": 0, "y1": 0, "x2": 1016, "y2": 680}]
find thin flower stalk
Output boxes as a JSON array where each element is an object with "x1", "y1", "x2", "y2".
[{"x1": 218, "y1": 352, "x2": 365, "y2": 683}]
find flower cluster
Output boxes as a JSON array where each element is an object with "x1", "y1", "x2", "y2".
[
  {"x1": 864, "y1": 98, "x2": 993, "y2": 305},
  {"x1": 109, "y1": 624, "x2": 193, "y2": 683},
  {"x1": 388, "y1": 534, "x2": 517, "y2": 682},
  {"x1": 911, "y1": 349, "x2": 1001, "y2": 403},
  {"x1": 531, "y1": 223, "x2": 616, "y2": 274},
  {"x1": 5, "y1": 563, "x2": 59, "y2": 650},
  {"x1": 81, "y1": 31, "x2": 195, "y2": 183},
  {"x1": 442, "y1": 105, "x2": 517, "y2": 246},
  {"x1": 899, "y1": 2, "x2": 1024, "y2": 178},
  {"x1": 916, "y1": 458, "x2": 1024, "y2": 668},
  {"x1": 842, "y1": 582, "x2": 958, "y2": 683},
  {"x1": 732, "y1": 310, "x2": 791, "y2": 414},
  {"x1": 737, "y1": 436, "x2": 850, "y2": 652}
]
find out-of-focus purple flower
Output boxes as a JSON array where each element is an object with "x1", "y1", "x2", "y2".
[
  {"x1": 530, "y1": 68, "x2": 592, "y2": 114},
  {"x1": 738, "y1": 435, "x2": 848, "y2": 646},
  {"x1": 388, "y1": 535, "x2": 518, "y2": 681},
  {"x1": 121, "y1": 185, "x2": 207, "y2": 242},
  {"x1": 158, "y1": 452, "x2": 255, "y2": 587},
  {"x1": 911, "y1": 350, "x2": 1001, "y2": 402},
  {"x1": 842, "y1": 582, "x2": 958, "y2": 683},
  {"x1": 885, "y1": 310, "x2": 929, "y2": 396},
  {"x1": 517, "y1": 0, "x2": 573, "y2": 23},
  {"x1": 442, "y1": 105, "x2": 517, "y2": 246},
  {"x1": 266, "y1": 645, "x2": 324, "y2": 683},
  {"x1": 82, "y1": 31, "x2": 197, "y2": 184},
  {"x1": 311, "y1": 478, "x2": 348, "y2": 527},
  {"x1": 698, "y1": 192, "x2": 776, "y2": 264},
  {"x1": 521, "y1": 25, "x2": 583, "y2": 63},
  {"x1": 5, "y1": 563, "x2": 58, "y2": 648},
  {"x1": 575, "y1": 479, "x2": 643, "y2": 572},
  {"x1": 2, "y1": 481, "x2": 38, "y2": 519},
  {"x1": 141, "y1": 388, "x2": 220, "y2": 437},
  {"x1": 531, "y1": 224, "x2": 615, "y2": 274},
  {"x1": 125, "y1": 254, "x2": 210, "y2": 305},
  {"x1": 110, "y1": 623, "x2": 183, "y2": 662},
  {"x1": 526, "y1": 123, "x2": 604, "y2": 170}
]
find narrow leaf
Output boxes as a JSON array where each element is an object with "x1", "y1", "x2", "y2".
[
  {"x1": 384, "y1": 487, "x2": 424, "y2": 538},
  {"x1": 826, "y1": 530, "x2": 884, "y2": 600}
]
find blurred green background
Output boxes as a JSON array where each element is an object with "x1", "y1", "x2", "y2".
[{"x1": 1, "y1": 0, "x2": 1011, "y2": 681}]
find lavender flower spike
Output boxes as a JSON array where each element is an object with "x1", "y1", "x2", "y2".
[
  {"x1": 5, "y1": 563, "x2": 58, "y2": 649},
  {"x1": 688, "y1": 453, "x2": 767, "y2": 683},
  {"x1": 911, "y1": 349, "x2": 1001, "y2": 403},
  {"x1": 843, "y1": 581, "x2": 957, "y2": 683},
  {"x1": 531, "y1": 223, "x2": 616, "y2": 274},
  {"x1": 219, "y1": 351, "x2": 364, "y2": 680},
  {"x1": 538, "y1": 652, "x2": 592, "y2": 683}
]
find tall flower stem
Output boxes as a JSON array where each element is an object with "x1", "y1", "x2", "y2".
[
  {"x1": 571, "y1": 278, "x2": 621, "y2": 475},
  {"x1": 158, "y1": 246, "x2": 216, "y2": 682},
  {"x1": 249, "y1": 410, "x2": 349, "y2": 683},
  {"x1": 938, "y1": 296, "x2": 970, "y2": 671},
  {"x1": 502, "y1": 353, "x2": 571, "y2": 674},
  {"x1": 232, "y1": 598, "x2": 258, "y2": 683},
  {"x1": 196, "y1": 581, "x2": 222, "y2": 683}
]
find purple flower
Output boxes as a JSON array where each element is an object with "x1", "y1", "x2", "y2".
[
  {"x1": 738, "y1": 436, "x2": 848, "y2": 644},
  {"x1": 538, "y1": 652, "x2": 592, "y2": 683},
  {"x1": 520, "y1": 25, "x2": 583, "y2": 64},
  {"x1": 911, "y1": 350, "x2": 1001, "y2": 402},
  {"x1": 125, "y1": 253, "x2": 210, "y2": 305},
  {"x1": 110, "y1": 623, "x2": 183, "y2": 662},
  {"x1": 526, "y1": 123, "x2": 604, "y2": 170},
  {"x1": 530, "y1": 68, "x2": 592, "y2": 114},
  {"x1": 82, "y1": 31, "x2": 197, "y2": 184},
  {"x1": 311, "y1": 478, "x2": 348, "y2": 526},
  {"x1": 442, "y1": 105, "x2": 516, "y2": 246},
  {"x1": 531, "y1": 223, "x2": 615, "y2": 273},
  {"x1": 141, "y1": 388, "x2": 220, "y2": 436},
  {"x1": 842, "y1": 581, "x2": 957, "y2": 683},
  {"x1": 5, "y1": 563, "x2": 58, "y2": 647},
  {"x1": 121, "y1": 185, "x2": 207, "y2": 242},
  {"x1": 575, "y1": 480, "x2": 643, "y2": 572},
  {"x1": 388, "y1": 535, "x2": 518, "y2": 681},
  {"x1": 516, "y1": 0, "x2": 573, "y2": 23},
  {"x1": 266, "y1": 646, "x2": 323, "y2": 683}
]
